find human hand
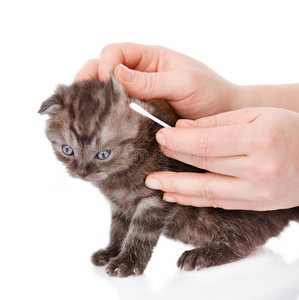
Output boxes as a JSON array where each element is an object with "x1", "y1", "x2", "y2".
[
  {"x1": 145, "y1": 107, "x2": 299, "y2": 211},
  {"x1": 75, "y1": 43, "x2": 236, "y2": 119}
]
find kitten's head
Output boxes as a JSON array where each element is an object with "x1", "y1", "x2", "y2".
[{"x1": 39, "y1": 77, "x2": 158, "y2": 183}]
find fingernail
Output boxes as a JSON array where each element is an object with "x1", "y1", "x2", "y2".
[
  {"x1": 156, "y1": 132, "x2": 166, "y2": 146},
  {"x1": 118, "y1": 64, "x2": 135, "y2": 82},
  {"x1": 177, "y1": 119, "x2": 198, "y2": 127},
  {"x1": 163, "y1": 195, "x2": 176, "y2": 203},
  {"x1": 145, "y1": 178, "x2": 162, "y2": 190}
]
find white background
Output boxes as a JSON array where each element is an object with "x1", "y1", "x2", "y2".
[{"x1": 1, "y1": 0, "x2": 299, "y2": 299}]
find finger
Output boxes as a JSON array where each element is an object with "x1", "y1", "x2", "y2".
[
  {"x1": 161, "y1": 147, "x2": 248, "y2": 178},
  {"x1": 157, "y1": 125, "x2": 251, "y2": 157},
  {"x1": 145, "y1": 172, "x2": 252, "y2": 202},
  {"x1": 175, "y1": 119, "x2": 199, "y2": 128},
  {"x1": 98, "y1": 43, "x2": 165, "y2": 81},
  {"x1": 162, "y1": 193, "x2": 258, "y2": 210},
  {"x1": 74, "y1": 59, "x2": 99, "y2": 82},
  {"x1": 177, "y1": 108, "x2": 263, "y2": 128},
  {"x1": 114, "y1": 65, "x2": 192, "y2": 101}
]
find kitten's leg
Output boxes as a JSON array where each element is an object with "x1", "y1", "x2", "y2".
[
  {"x1": 91, "y1": 209, "x2": 130, "y2": 266},
  {"x1": 105, "y1": 197, "x2": 171, "y2": 277},
  {"x1": 177, "y1": 243, "x2": 252, "y2": 271},
  {"x1": 177, "y1": 220, "x2": 266, "y2": 271},
  {"x1": 176, "y1": 210, "x2": 288, "y2": 271}
]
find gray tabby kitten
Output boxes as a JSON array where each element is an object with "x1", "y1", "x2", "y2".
[{"x1": 39, "y1": 78, "x2": 299, "y2": 277}]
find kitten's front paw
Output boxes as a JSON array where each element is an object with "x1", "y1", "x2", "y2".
[
  {"x1": 105, "y1": 255, "x2": 145, "y2": 277},
  {"x1": 177, "y1": 248, "x2": 211, "y2": 271},
  {"x1": 91, "y1": 248, "x2": 120, "y2": 266},
  {"x1": 178, "y1": 246, "x2": 244, "y2": 271}
]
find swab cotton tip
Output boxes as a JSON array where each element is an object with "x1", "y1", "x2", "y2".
[{"x1": 129, "y1": 103, "x2": 171, "y2": 128}]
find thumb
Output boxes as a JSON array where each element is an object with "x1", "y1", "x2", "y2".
[{"x1": 114, "y1": 64, "x2": 179, "y2": 100}]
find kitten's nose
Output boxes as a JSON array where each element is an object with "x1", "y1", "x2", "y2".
[{"x1": 77, "y1": 170, "x2": 88, "y2": 178}]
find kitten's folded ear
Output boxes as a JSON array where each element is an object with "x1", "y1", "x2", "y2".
[
  {"x1": 38, "y1": 85, "x2": 68, "y2": 116},
  {"x1": 110, "y1": 74, "x2": 128, "y2": 100}
]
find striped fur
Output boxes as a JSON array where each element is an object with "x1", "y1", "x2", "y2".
[{"x1": 39, "y1": 78, "x2": 299, "y2": 277}]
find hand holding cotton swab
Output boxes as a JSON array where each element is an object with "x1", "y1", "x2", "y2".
[{"x1": 129, "y1": 103, "x2": 171, "y2": 128}]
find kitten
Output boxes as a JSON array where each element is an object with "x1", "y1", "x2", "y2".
[{"x1": 39, "y1": 77, "x2": 299, "y2": 277}]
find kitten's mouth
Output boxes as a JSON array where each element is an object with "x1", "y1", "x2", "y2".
[
  {"x1": 69, "y1": 170, "x2": 108, "y2": 182},
  {"x1": 77, "y1": 173, "x2": 94, "y2": 182},
  {"x1": 67, "y1": 169, "x2": 89, "y2": 181},
  {"x1": 71, "y1": 170, "x2": 90, "y2": 181}
]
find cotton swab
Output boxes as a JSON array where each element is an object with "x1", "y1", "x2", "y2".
[{"x1": 129, "y1": 103, "x2": 171, "y2": 128}]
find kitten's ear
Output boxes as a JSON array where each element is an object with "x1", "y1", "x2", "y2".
[
  {"x1": 110, "y1": 74, "x2": 128, "y2": 100},
  {"x1": 38, "y1": 85, "x2": 67, "y2": 116}
]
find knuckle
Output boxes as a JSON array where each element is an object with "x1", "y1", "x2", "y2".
[
  {"x1": 183, "y1": 67, "x2": 202, "y2": 82},
  {"x1": 193, "y1": 155, "x2": 209, "y2": 170},
  {"x1": 141, "y1": 73, "x2": 156, "y2": 96},
  {"x1": 183, "y1": 70, "x2": 197, "y2": 84},
  {"x1": 100, "y1": 44, "x2": 115, "y2": 57},
  {"x1": 207, "y1": 115, "x2": 219, "y2": 127},
  {"x1": 197, "y1": 135, "x2": 214, "y2": 156},
  {"x1": 253, "y1": 131, "x2": 279, "y2": 151},
  {"x1": 171, "y1": 182, "x2": 179, "y2": 194},
  {"x1": 152, "y1": 45, "x2": 167, "y2": 55},
  {"x1": 254, "y1": 161, "x2": 281, "y2": 181},
  {"x1": 262, "y1": 132, "x2": 278, "y2": 149},
  {"x1": 152, "y1": 46, "x2": 169, "y2": 70},
  {"x1": 100, "y1": 43, "x2": 126, "y2": 64},
  {"x1": 201, "y1": 176, "x2": 214, "y2": 199},
  {"x1": 195, "y1": 115, "x2": 218, "y2": 128},
  {"x1": 86, "y1": 58, "x2": 97, "y2": 66},
  {"x1": 265, "y1": 163, "x2": 281, "y2": 180},
  {"x1": 256, "y1": 188, "x2": 275, "y2": 205},
  {"x1": 208, "y1": 198, "x2": 218, "y2": 209},
  {"x1": 163, "y1": 171, "x2": 179, "y2": 193}
]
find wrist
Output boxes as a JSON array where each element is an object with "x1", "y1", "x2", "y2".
[
  {"x1": 231, "y1": 83, "x2": 299, "y2": 113},
  {"x1": 232, "y1": 84, "x2": 281, "y2": 110},
  {"x1": 231, "y1": 85, "x2": 259, "y2": 110}
]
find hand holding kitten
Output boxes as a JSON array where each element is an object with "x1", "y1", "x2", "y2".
[{"x1": 146, "y1": 107, "x2": 299, "y2": 211}]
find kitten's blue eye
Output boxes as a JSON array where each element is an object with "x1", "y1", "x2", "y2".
[
  {"x1": 97, "y1": 150, "x2": 111, "y2": 160},
  {"x1": 62, "y1": 145, "x2": 74, "y2": 155}
]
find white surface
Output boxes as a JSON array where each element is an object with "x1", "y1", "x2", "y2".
[{"x1": 1, "y1": 1, "x2": 299, "y2": 299}]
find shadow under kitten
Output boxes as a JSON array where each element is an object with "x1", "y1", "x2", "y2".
[{"x1": 39, "y1": 77, "x2": 299, "y2": 277}]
